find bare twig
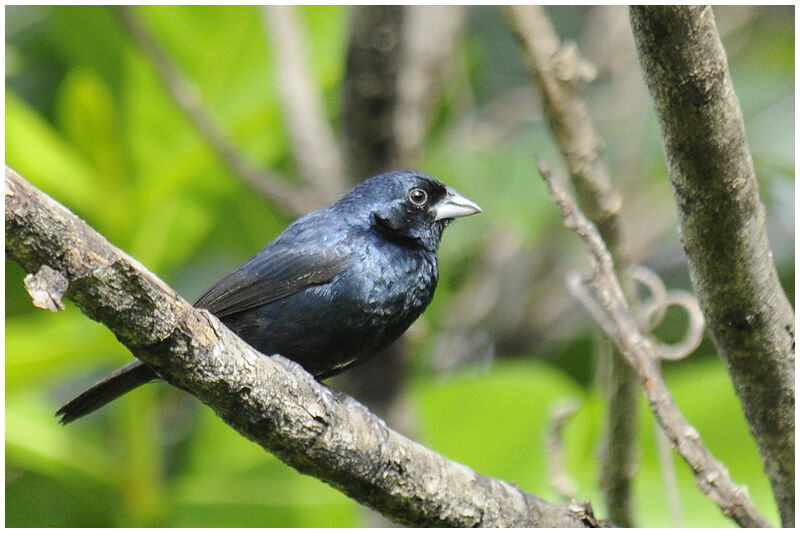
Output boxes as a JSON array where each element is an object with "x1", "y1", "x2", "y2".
[
  {"x1": 114, "y1": 6, "x2": 315, "y2": 216},
  {"x1": 655, "y1": 423, "x2": 683, "y2": 527},
  {"x1": 6, "y1": 166, "x2": 595, "y2": 528},
  {"x1": 546, "y1": 399, "x2": 580, "y2": 502},
  {"x1": 579, "y1": 265, "x2": 706, "y2": 363},
  {"x1": 262, "y1": 5, "x2": 346, "y2": 201},
  {"x1": 394, "y1": 6, "x2": 467, "y2": 165},
  {"x1": 506, "y1": 6, "x2": 622, "y2": 254},
  {"x1": 630, "y1": 7, "x2": 794, "y2": 526},
  {"x1": 629, "y1": 265, "x2": 700, "y2": 527},
  {"x1": 537, "y1": 160, "x2": 771, "y2": 528},
  {"x1": 506, "y1": 6, "x2": 638, "y2": 525}
]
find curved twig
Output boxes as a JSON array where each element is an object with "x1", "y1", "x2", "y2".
[
  {"x1": 546, "y1": 399, "x2": 581, "y2": 502},
  {"x1": 629, "y1": 265, "x2": 705, "y2": 361}
]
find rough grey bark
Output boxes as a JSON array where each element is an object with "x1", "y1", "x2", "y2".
[
  {"x1": 5, "y1": 166, "x2": 598, "y2": 527},
  {"x1": 629, "y1": 6, "x2": 795, "y2": 527},
  {"x1": 506, "y1": 6, "x2": 638, "y2": 525}
]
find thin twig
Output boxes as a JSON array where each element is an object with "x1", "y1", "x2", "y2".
[
  {"x1": 506, "y1": 6, "x2": 638, "y2": 525},
  {"x1": 628, "y1": 265, "x2": 701, "y2": 527},
  {"x1": 537, "y1": 161, "x2": 771, "y2": 528},
  {"x1": 655, "y1": 423, "x2": 683, "y2": 526},
  {"x1": 506, "y1": 6, "x2": 623, "y2": 254},
  {"x1": 546, "y1": 399, "x2": 580, "y2": 502},
  {"x1": 114, "y1": 6, "x2": 315, "y2": 216},
  {"x1": 262, "y1": 5, "x2": 346, "y2": 201}
]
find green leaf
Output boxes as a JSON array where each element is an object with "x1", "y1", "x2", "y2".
[
  {"x1": 55, "y1": 67, "x2": 125, "y2": 182},
  {"x1": 412, "y1": 359, "x2": 584, "y2": 501},
  {"x1": 6, "y1": 307, "x2": 130, "y2": 389},
  {"x1": 6, "y1": 394, "x2": 118, "y2": 483},
  {"x1": 166, "y1": 408, "x2": 358, "y2": 527},
  {"x1": 5, "y1": 91, "x2": 105, "y2": 221}
]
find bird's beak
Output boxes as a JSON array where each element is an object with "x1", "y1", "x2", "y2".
[{"x1": 433, "y1": 186, "x2": 483, "y2": 221}]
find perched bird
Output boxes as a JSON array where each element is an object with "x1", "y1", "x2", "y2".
[{"x1": 57, "y1": 170, "x2": 481, "y2": 424}]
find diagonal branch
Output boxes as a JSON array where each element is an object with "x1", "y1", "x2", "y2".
[
  {"x1": 5, "y1": 166, "x2": 595, "y2": 528},
  {"x1": 262, "y1": 5, "x2": 346, "y2": 200},
  {"x1": 114, "y1": 6, "x2": 316, "y2": 216},
  {"x1": 538, "y1": 161, "x2": 771, "y2": 528},
  {"x1": 629, "y1": 6, "x2": 794, "y2": 527}
]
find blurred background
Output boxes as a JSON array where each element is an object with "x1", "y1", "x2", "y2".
[{"x1": 5, "y1": 5, "x2": 793, "y2": 527}]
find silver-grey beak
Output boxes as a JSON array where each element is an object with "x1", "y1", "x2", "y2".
[{"x1": 433, "y1": 186, "x2": 482, "y2": 221}]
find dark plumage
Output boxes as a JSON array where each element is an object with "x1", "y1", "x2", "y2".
[{"x1": 57, "y1": 170, "x2": 481, "y2": 424}]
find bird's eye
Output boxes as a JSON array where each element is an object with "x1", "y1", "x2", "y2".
[{"x1": 408, "y1": 188, "x2": 428, "y2": 206}]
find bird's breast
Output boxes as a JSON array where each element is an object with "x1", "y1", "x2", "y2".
[{"x1": 347, "y1": 240, "x2": 439, "y2": 324}]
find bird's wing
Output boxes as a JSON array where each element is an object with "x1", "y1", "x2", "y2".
[{"x1": 194, "y1": 244, "x2": 349, "y2": 318}]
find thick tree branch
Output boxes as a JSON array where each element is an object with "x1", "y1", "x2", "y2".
[
  {"x1": 629, "y1": 6, "x2": 794, "y2": 527},
  {"x1": 506, "y1": 6, "x2": 638, "y2": 525},
  {"x1": 538, "y1": 161, "x2": 771, "y2": 528},
  {"x1": 114, "y1": 6, "x2": 317, "y2": 216},
  {"x1": 5, "y1": 166, "x2": 594, "y2": 528}
]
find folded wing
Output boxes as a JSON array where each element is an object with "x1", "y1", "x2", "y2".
[{"x1": 194, "y1": 245, "x2": 349, "y2": 317}]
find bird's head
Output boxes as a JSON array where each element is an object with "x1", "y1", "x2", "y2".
[{"x1": 341, "y1": 170, "x2": 482, "y2": 251}]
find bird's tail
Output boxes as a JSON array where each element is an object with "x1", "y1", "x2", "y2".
[{"x1": 56, "y1": 360, "x2": 157, "y2": 424}]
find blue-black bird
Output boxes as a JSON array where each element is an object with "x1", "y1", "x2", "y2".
[{"x1": 56, "y1": 170, "x2": 481, "y2": 423}]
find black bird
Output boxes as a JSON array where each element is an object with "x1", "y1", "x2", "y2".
[{"x1": 57, "y1": 170, "x2": 481, "y2": 423}]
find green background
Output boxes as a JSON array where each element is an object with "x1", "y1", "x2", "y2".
[{"x1": 5, "y1": 5, "x2": 793, "y2": 527}]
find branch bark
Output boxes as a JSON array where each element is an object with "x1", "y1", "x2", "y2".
[
  {"x1": 5, "y1": 166, "x2": 594, "y2": 528},
  {"x1": 538, "y1": 161, "x2": 771, "y2": 528},
  {"x1": 629, "y1": 6, "x2": 794, "y2": 526}
]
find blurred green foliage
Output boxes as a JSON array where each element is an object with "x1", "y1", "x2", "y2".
[{"x1": 5, "y1": 5, "x2": 792, "y2": 527}]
